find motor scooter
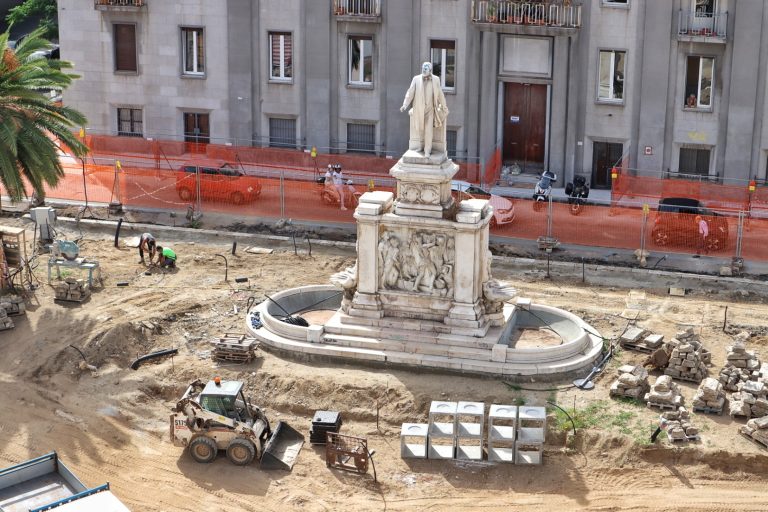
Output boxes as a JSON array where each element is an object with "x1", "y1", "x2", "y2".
[
  {"x1": 318, "y1": 176, "x2": 362, "y2": 209},
  {"x1": 532, "y1": 170, "x2": 557, "y2": 212},
  {"x1": 564, "y1": 175, "x2": 590, "y2": 216}
]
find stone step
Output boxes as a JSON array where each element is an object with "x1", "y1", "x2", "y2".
[{"x1": 322, "y1": 333, "x2": 494, "y2": 362}]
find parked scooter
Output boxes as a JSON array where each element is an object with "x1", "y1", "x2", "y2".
[
  {"x1": 532, "y1": 170, "x2": 557, "y2": 212},
  {"x1": 564, "y1": 175, "x2": 590, "y2": 216},
  {"x1": 317, "y1": 164, "x2": 362, "y2": 209}
]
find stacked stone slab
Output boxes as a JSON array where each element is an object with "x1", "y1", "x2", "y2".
[
  {"x1": 54, "y1": 278, "x2": 90, "y2": 302},
  {"x1": 664, "y1": 328, "x2": 709, "y2": 383},
  {"x1": 740, "y1": 415, "x2": 768, "y2": 448},
  {"x1": 619, "y1": 327, "x2": 665, "y2": 353},
  {"x1": 0, "y1": 295, "x2": 25, "y2": 316},
  {"x1": 610, "y1": 364, "x2": 650, "y2": 400},
  {"x1": 728, "y1": 380, "x2": 768, "y2": 418},
  {"x1": 719, "y1": 335, "x2": 761, "y2": 392},
  {"x1": 662, "y1": 406, "x2": 699, "y2": 442},
  {"x1": 692, "y1": 377, "x2": 726, "y2": 414},
  {"x1": 645, "y1": 375, "x2": 683, "y2": 410},
  {"x1": 0, "y1": 307, "x2": 13, "y2": 331}
]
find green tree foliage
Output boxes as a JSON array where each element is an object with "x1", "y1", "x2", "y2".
[
  {"x1": 6, "y1": 0, "x2": 58, "y2": 40},
  {"x1": 0, "y1": 28, "x2": 88, "y2": 200}
]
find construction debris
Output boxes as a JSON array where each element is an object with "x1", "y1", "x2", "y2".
[
  {"x1": 0, "y1": 307, "x2": 14, "y2": 331},
  {"x1": 54, "y1": 278, "x2": 91, "y2": 302},
  {"x1": 211, "y1": 333, "x2": 258, "y2": 363},
  {"x1": 0, "y1": 295, "x2": 25, "y2": 316},
  {"x1": 661, "y1": 407, "x2": 699, "y2": 442},
  {"x1": 719, "y1": 335, "x2": 761, "y2": 392},
  {"x1": 740, "y1": 415, "x2": 768, "y2": 449},
  {"x1": 663, "y1": 328, "x2": 709, "y2": 383},
  {"x1": 610, "y1": 365, "x2": 649, "y2": 400},
  {"x1": 728, "y1": 380, "x2": 768, "y2": 419},
  {"x1": 645, "y1": 375, "x2": 683, "y2": 410},
  {"x1": 692, "y1": 377, "x2": 726, "y2": 415}
]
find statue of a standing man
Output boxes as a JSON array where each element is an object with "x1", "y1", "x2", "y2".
[{"x1": 400, "y1": 62, "x2": 450, "y2": 158}]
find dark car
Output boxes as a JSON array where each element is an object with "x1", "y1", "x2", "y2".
[
  {"x1": 175, "y1": 160, "x2": 262, "y2": 205},
  {"x1": 651, "y1": 197, "x2": 729, "y2": 252}
]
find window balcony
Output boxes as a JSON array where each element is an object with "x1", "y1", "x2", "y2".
[
  {"x1": 94, "y1": 0, "x2": 146, "y2": 10},
  {"x1": 333, "y1": 0, "x2": 381, "y2": 22},
  {"x1": 471, "y1": 1, "x2": 581, "y2": 29},
  {"x1": 678, "y1": 11, "x2": 727, "y2": 42}
]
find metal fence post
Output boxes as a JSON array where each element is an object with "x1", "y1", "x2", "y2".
[
  {"x1": 639, "y1": 204, "x2": 649, "y2": 257},
  {"x1": 280, "y1": 170, "x2": 286, "y2": 219},
  {"x1": 736, "y1": 210, "x2": 744, "y2": 259},
  {"x1": 547, "y1": 193, "x2": 553, "y2": 239}
]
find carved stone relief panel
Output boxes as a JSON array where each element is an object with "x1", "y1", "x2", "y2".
[
  {"x1": 378, "y1": 229, "x2": 455, "y2": 297},
  {"x1": 399, "y1": 184, "x2": 441, "y2": 205}
]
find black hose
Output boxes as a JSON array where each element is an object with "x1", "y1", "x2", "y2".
[
  {"x1": 547, "y1": 400, "x2": 577, "y2": 437},
  {"x1": 114, "y1": 218, "x2": 123, "y2": 248},
  {"x1": 130, "y1": 348, "x2": 178, "y2": 370},
  {"x1": 67, "y1": 345, "x2": 87, "y2": 363}
]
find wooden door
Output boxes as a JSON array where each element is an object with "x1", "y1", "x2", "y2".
[
  {"x1": 503, "y1": 82, "x2": 547, "y2": 172},
  {"x1": 592, "y1": 142, "x2": 624, "y2": 190}
]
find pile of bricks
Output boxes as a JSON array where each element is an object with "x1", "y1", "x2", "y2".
[
  {"x1": 719, "y1": 335, "x2": 761, "y2": 392},
  {"x1": 664, "y1": 328, "x2": 709, "y2": 383},
  {"x1": 211, "y1": 333, "x2": 258, "y2": 363},
  {"x1": 662, "y1": 407, "x2": 699, "y2": 442},
  {"x1": 645, "y1": 375, "x2": 683, "y2": 410},
  {"x1": 0, "y1": 308, "x2": 13, "y2": 331},
  {"x1": 728, "y1": 380, "x2": 768, "y2": 418},
  {"x1": 740, "y1": 416, "x2": 768, "y2": 448},
  {"x1": 54, "y1": 278, "x2": 91, "y2": 302},
  {"x1": 0, "y1": 295, "x2": 25, "y2": 316},
  {"x1": 610, "y1": 365, "x2": 649, "y2": 400},
  {"x1": 692, "y1": 377, "x2": 726, "y2": 414}
]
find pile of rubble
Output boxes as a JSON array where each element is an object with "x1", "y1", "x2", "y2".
[
  {"x1": 645, "y1": 375, "x2": 683, "y2": 410},
  {"x1": 718, "y1": 334, "x2": 761, "y2": 392},
  {"x1": 663, "y1": 328, "x2": 710, "y2": 383},
  {"x1": 54, "y1": 278, "x2": 91, "y2": 302},
  {"x1": 728, "y1": 380, "x2": 768, "y2": 418},
  {"x1": 661, "y1": 407, "x2": 699, "y2": 443},
  {"x1": 0, "y1": 295, "x2": 25, "y2": 316},
  {"x1": 692, "y1": 377, "x2": 726, "y2": 414},
  {"x1": 740, "y1": 416, "x2": 768, "y2": 448},
  {"x1": 610, "y1": 365, "x2": 649, "y2": 400}
]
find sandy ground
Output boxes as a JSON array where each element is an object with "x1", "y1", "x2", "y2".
[{"x1": 2, "y1": 221, "x2": 768, "y2": 511}]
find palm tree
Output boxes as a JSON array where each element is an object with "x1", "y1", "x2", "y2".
[{"x1": 0, "y1": 27, "x2": 88, "y2": 201}]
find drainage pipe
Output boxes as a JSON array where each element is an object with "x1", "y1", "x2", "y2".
[{"x1": 130, "y1": 348, "x2": 178, "y2": 370}]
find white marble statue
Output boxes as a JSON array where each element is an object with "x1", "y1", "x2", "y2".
[{"x1": 400, "y1": 62, "x2": 449, "y2": 158}]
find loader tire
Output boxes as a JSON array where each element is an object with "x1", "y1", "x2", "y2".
[
  {"x1": 189, "y1": 436, "x2": 218, "y2": 463},
  {"x1": 226, "y1": 438, "x2": 256, "y2": 466}
]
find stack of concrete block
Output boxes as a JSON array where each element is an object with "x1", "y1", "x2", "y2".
[
  {"x1": 719, "y1": 336, "x2": 761, "y2": 392},
  {"x1": 692, "y1": 377, "x2": 726, "y2": 414},
  {"x1": 645, "y1": 375, "x2": 683, "y2": 410},
  {"x1": 740, "y1": 415, "x2": 768, "y2": 448},
  {"x1": 54, "y1": 278, "x2": 91, "y2": 302},
  {"x1": 662, "y1": 407, "x2": 699, "y2": 442},
  {"x1": 0, "y1": 307, "x2": 14, "y2": 331},
  {"x1": 610, "y1": 365, "x2": 650, "y2": 400},
  {"x1": 664, "y1": 334, "x2": 708, "y2": 383},
  {"x1": 728, "y1": 380, "x2": 768, "y2": 418},
  {"x1": 0, "y1": 295, "x2": 25, "y2": 316}
]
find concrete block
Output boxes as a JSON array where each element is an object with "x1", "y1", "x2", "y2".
[
  {"x1": 669, "y1": 287, "x2": 686, "y2": 297},
  {"x1": 492, "y1": 344, "x2": 507, "y2": 363},
  {"x1": 307, "y1": 325, "x2": 323, "y2": 343}
]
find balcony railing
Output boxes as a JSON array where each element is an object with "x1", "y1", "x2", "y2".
[
  {"x1": 94, "y1": 0, "x2": 145, "y2": 8},
  {"x1": 471, "y1": 1, "x2": 581, "y2": 29},
  {"x1": 333, "y1": 0, "x2": 381, "y2": 18},
  {"x1": 678, "y1": 11, "x2": 727, "y2": 40}
]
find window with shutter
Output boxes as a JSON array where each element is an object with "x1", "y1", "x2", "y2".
[
  {"x1": 269, "y1": 118, "x2": 296, "y2": 148},
  {"x1": 181, "y1": 27, "x2": 205, "y2": 75},
  {"x1": 347, "y1": 123, "x2": 376, "y2": 153},
  {"x1": 269, "y1": 32, "x2": 292, "y2": 80},
  {"x1": 114, "y1": 24, "x2": 137, "y2": 72}
]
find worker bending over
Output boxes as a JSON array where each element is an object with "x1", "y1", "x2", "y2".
[{"x1": 155, "y1": 245, "x2": 177, "y2": 269}]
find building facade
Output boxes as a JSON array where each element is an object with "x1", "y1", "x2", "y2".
[{"x1": 60, "y1": 0, "x2": 768, "y2": 188}]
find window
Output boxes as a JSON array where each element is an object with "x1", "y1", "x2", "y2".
[
  {"x1": 447, "y1": 129, "x2": 458, "y2": 159},
  {"x1": 597, "y1": 50, "x2": 625, "y2": 101},
  {"x1": 430, "y1": 40, "x2": 456, "y2": 90},
  {"x1": 603, "y1": 0, "x2": 628, "y2": 4},
  {"x1": 114, "y1": 24, "x2": 137, "y2": 72},
  {"x1": 182, "y1": 28, "x2": 205, "y2": 75},
  {"x1": 349, "y1": 36, "x2": 373, "y2": 85},
  {"x1": 695, "y1": 0, "x2": 715, "y2": 17},
  {"x1": 685, "y1": 56, "x2": 714, "y2": 109},
  {"x1": 117, "y1": 108, "x2": 142, "y2": 137},
  {"x1": 347, "y1": 123, "x2": 375, "y2": 153},
  {"x1": 269, "y1": 32, "x2": 292, "y2": 80},
  {"x1": 679, "y1": 147, "x2": 711, "y2": 176},
  {"x1": 269, "y1": 118, "x2": 296, "y2": 148},
  {"x1": 183, "y1": 113, "x2": 210, "y2": 144}
]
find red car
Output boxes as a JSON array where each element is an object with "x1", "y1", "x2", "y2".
[{"x1": 175, "y1": 160, "x2": 262, "y2": 205}]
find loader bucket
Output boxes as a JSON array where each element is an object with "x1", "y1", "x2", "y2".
[{"x1": 260, "y1": 421, "x2": 305, "y2": 470}]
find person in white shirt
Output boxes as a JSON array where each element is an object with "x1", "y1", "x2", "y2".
[{"x1": 695, "y1": 215, "x2": 709, "y2": 256}]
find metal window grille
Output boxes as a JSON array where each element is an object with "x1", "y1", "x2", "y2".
[
  {"x1": 117, "y1": 108, "x2": 143, "y2": 137},
  {"x1": 679, "y1": 148, "x2": 711, "y2": 176},
  {"x1": 269, "y1": 118, "x2": 296, "y2": 148},
  {"x1": 447, "y1": 129, "x2": 457, "y2": 159},
  {"x1": 346, "y1": 123, "x2": 375, "y2": 153}
]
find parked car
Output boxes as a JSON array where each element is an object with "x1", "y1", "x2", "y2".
[
  {"x1": 651, "y1": 197, "x2": 729, "y2": 251},
  {"x1": 175, "y1": 160, "x2": 262, "y2": 205},
  {"x1": 451, "y1": 180, "x2": 515, "y2": 228}
]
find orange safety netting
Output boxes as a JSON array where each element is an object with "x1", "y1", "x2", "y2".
[{"x1": 612, "y1": 174, "x2": 753, "y2": 212}]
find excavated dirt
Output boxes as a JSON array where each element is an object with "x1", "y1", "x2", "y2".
[{"x1": 2, "y1": 222, "x2": 768, "y2": 511}]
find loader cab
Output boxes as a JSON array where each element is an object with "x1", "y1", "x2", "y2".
[{"x1": 200, "y1": 380, "x2": 252, "y2": 422}]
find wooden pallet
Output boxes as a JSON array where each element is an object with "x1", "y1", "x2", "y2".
[
  {"x1": 620, "y1": 342, "x2": 654, "y2": 354},
  {"x1": 692, "y1": 405, "x2": 723, "y2": 416},
  {"x1": 647, "y1": 401, "x2": 679, "y2": 411},
  {"x1": 667, "y1": 433, "x2": 700, "y2": 443},
  {"x1": 670, "y1": 374, "x2": 704, "y2": 384},
  {"x1": 740, "y1": 431, "x2": 768, "y2": 449},
  {"x1": 213, "y1": 351, "x2": 255, "y2": 363}
]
